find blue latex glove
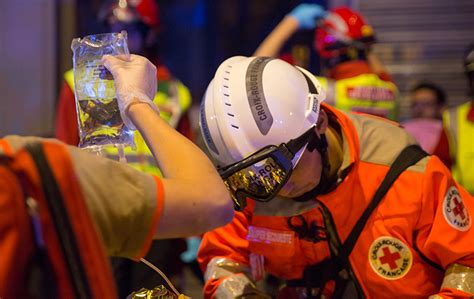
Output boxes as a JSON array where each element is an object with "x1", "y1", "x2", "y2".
[
  {"x1": 289, "y1": 3, "x2": 326, "y2": 30},
  {"x1": 180, "y1": 237, "x2": 202, "y2": 263}
]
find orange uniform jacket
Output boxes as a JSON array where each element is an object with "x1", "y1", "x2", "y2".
[
  {"x1": 198, "y1": 104, "x2": 474, "y2": 298},
  {"x1": 1, "y1": 136, "x2": 164, "y2": 260}
]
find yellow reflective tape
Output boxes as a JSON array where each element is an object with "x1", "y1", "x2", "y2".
[
  {"x1": 64, "y1": 68, "x2": 75, "y2": 90},
  {"x1": 176, "y1": 81, "x2": 191, "y2": 111}
]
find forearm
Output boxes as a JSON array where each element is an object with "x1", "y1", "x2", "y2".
[
  {"x1": 128, "y1": 102, "x2": 233, "y2": 238},
  {"x1": 367, "y1": 51, "x2": 389, "y2": 76},
  {"x1": 128, "y1": 102, "x2": 217, "y2": 181},
  {"x1": 254, "y1": 16, "x2": 299, "y2": 57}
]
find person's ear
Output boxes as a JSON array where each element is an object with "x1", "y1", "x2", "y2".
[{"x1": 315, "y1": 109, "x2": 328, "y2": 135}]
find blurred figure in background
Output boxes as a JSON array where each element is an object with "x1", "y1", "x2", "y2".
[
  {"x1": 443, "y1": 43, "x2": 474, "y2": 195},
  {"x1": 409, "y1": 82, "x2": 446, "y2": 120},
  {"x1": 255, "y1": 3, "x2": 399, "y2": 121},
  {"x1": 402, "y1": 82, "x2": 452, "y2": 168},
  {"x1": 54, "y1": 0, "x2": 193, "y2": 296}
]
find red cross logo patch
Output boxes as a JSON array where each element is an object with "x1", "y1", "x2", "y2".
[
  {"x1": 369, "y1": 236, "x2": 412, "y2": 280},
  {"x1": 443, "y1": 186, "x2": 471, "y2": 231}
]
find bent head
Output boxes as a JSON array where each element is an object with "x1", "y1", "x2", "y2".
[{"x1": 199, "y1": 56, "x2": 328, "y2": 210}]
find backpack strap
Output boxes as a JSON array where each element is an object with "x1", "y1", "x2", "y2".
[
  {"x1": 286, "y1": 144, "x2": 428, "y2": 299},
  {"x1": 24, "y1": 142, "x2": 117, "y2": 299},
  {"x1": 340, "y1": 144, "x2": 428, "y2": 260},
  {"x1": 25, "y1": 142, "x2": 94, "y2": 298}
]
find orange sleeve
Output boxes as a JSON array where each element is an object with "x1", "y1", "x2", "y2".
[
  {"x1": 415, "y1": 155, "x2": 474, "y2": 268},
  {"x1": 197, "y1": 209, "x2": 252, "y2": 298},
  {"x1": 134, "y1": 175, "x2": 165, "y2": 260},
  {"x1": 55, "y1": 81, "x2": 80, "y2": 146},
  {"x1": 176, "y1": 113, "x2": 194, "y2": 141}
]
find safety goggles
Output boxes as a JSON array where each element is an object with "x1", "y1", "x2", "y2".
[{"x1": 219, "y1": 126, "x2": 317, "y2": 211}]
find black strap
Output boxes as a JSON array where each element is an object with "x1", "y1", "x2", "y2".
[
  {"x1": 339, "y1": 144, "x2": 428, "y2": 260},
  {"x1": 25, "y1": 143, "x2": 92, "y2": 299},
  {"x1": 286, "y1": 144, "x2": 428, "y2": 299}
]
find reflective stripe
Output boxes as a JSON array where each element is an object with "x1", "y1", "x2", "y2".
[
  {"x1": 65, "y1": 68, "x2": 75, "y2": 90},
  {"x1": 215, "y1": 274, "x2": 256, "y2": 299},
  {"x1": 103, "y1": 134, "x2": 162, "y2": 177},
  {"x1": 176, "y1": 81, "x2": 192, "y2": 112},
  {"x1": 443, "y1": 102, "x2": 474, "y2": 194},
  {"x1": 444, "y1": 107, "x2": 458, "y2": 158},
  {"x1": 204, "y1": 257, "x2": 251, "y2": 282},
  {"x1": 204, "y1": 257, "x2": 258, "y2": 298},
  {"x1": 441, "y1": 264, "x2": 474, "y2": 295},
  {"x1": 318, "y1": 74, "x2": 398, "y2": 120}
]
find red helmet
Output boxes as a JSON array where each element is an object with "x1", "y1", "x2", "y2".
[
  {"x1": 98, "y1": 0, "x2": 160, "y2": 29},
  {"x1": 315, "y1": 7, "x2": 375, "y2": 59}
]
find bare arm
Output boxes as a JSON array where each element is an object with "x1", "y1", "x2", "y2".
[
  {"x1": 367, "y1": 51, "x2": 390, "y2": 76},
  {"x1": 103, "y1": 54, "x2": 234, "y2": 239},
  {"x1": 254, "y1": 4, "x2": 326, "y2": 57},
  {"x1": 254, "y1": 16, "x2": 299, "y2": 57},
  {"x1": 128, "y1": 103, "x2": 234, "y2": 238}
]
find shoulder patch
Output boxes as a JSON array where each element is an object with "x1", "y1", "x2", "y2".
[
  {"x1": 369, "y1": 236, "x2": 412, "y2": 280},
  {"x1": 443, "y1": 186, "x2": 471, "y2": 231}
]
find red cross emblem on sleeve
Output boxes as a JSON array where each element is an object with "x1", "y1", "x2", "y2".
[{"x1": 443, "y1": 186, "x2": 471, "y2": 231}]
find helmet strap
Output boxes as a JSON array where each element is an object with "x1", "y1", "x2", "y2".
[{"x1": 291, "y1": 132, "x2": 332, "y2": 202}]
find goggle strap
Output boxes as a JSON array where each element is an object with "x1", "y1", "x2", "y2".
[
  {"x1": 307, "y1": 133, "x2": 328, "y2": 153},
  {"x1": 286, "y1": 127, "x2": 317, "y2": 156}
]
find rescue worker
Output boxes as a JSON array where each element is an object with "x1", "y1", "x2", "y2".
[
  {"x1": 402, "y1": 82, "x2": 451, "y2": 168},
  {"x1": 443, "y1": 44, "x2": 474, "y2": 195},
  {"x1": 254, "y1": 4, "x2": 399, "y2": 120},
  {"x1": 1, "y1": 54, "x2": 233, "y2": 299},
  {"x1": 197, "y1": 56, "x2": 474, "y2": 298},
  {"x1": 54, "y1": 1, "x2": 193, "y2": 295}
]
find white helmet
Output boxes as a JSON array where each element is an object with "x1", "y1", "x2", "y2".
[{"x1": 200, "y1": 56, "x2": 326, "y2": 167}]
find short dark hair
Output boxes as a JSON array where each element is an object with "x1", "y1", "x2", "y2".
[{"x1": 410, "y1": 81, "x2": 447, "y2": 106}]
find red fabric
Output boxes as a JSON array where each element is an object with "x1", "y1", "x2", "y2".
[
  {"x1": 42, "y1": 142, "x2": 118, "y2": 298},
  {"x1": 329, "y1": 60, "x2": 392, "y2": 82},
  {"x1": 0, "y1": 140, "x2": 119, "y2": 298},
  {"x1": 467, "y1": 103, "x2": 474, "y2": 122},
  {"x1": 55, "y1": 81, "x2": 80, "y2": 146},
  {"x1": 432, "y1": 128, "x2": 453, "y2": 169},
  {"x1": 0, "y1": 164, "x2": 35, "y2": 299}
]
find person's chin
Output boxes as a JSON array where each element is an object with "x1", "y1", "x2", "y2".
[{"x1": 280, "y1": 184, "x2": 313, "y2": 198}]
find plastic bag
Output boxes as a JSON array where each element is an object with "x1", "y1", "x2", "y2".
[{"x1": 71, "y1": 31, "x2": 135, "y2": 151}]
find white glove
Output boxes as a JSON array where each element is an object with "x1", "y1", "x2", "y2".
[{"x1": 102, "y1": 54, "x2": 159, "y2": 129}]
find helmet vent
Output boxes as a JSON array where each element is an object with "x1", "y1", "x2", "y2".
[{"x1": 231, "y1": 124, "x2": 239, "y2": 129}]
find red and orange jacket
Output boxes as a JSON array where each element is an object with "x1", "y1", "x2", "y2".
[
  {"x1": 0, "y1": 136, "x2": 164, "y2": 298},
  {"x1": 198, "y1": 104, "x2": 474, "y2": 298}
]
